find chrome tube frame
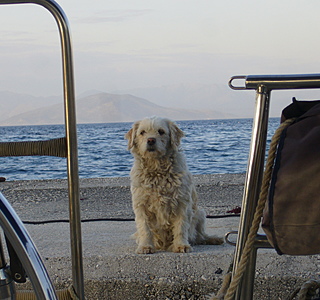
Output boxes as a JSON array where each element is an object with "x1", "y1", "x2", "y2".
[
  {"x1": 229, "y1": 73, "x2": 320, "y2": 300},
  {"x1": 229, "y1": 73, "x2": 320, "y2": 90},
  {"x1": 0, "y1": 1, "x2": 84, "y2": 299},
  {"x1": 233, "y1": 85, "x2": 271, "y2": 299},
  {"x1": 0, "y1": 192, "x2": 57, "y2": 299}
]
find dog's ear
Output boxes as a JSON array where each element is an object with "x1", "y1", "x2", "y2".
[
  {"x1": 169, "y1": 121, "x2": 184, "y2": 149},
  {"x1": 125, "y1": 121, "x2": 140, "y2": 150}
]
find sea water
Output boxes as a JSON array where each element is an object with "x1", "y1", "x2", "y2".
[{"x1": 0, "y1": 118, "x2": 280, "y2": 181}]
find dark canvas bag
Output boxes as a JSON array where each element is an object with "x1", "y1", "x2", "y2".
[{"x1": 262, "y1": 98, "x2": 320, "y2": 255}]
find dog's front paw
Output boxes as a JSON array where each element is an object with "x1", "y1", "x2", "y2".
[
  {"x1": 136, "y1": 245, "x2": 155, "y2": 254},
  {"x1": 172, "y1": 244, "x2": 192, "y2": 253}
]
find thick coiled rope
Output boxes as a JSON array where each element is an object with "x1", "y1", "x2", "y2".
[
  {"x1": 0, "y1": 138, "x2": 67, "y2": 158},
  {"x1": 209, "y1": 118, "x2": 296, "y2": 300},
  {"x1": 223, "y1": 118, "x2": 296, "y2": 299},
  {"x1": 287, "y1": 279, "x2": 320, "y2": 300}
]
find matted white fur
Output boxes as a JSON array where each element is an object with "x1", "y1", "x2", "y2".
[{"x1": 125, "y1": 116, "x2": 223, "y2": 254}]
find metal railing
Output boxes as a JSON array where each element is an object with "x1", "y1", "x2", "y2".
[
  {"x1": 228, "y1": 73, "x2": 320, "y2": 299},
  {"x1": 0, "y1": 0, "x2": 84, "y2": 299}
]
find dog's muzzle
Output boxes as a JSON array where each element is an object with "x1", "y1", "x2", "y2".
[{"x1": 147, "y1": 138, "x2": 156, "y2": 151}]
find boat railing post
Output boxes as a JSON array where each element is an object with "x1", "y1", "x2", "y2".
[
  {"x1": 0, "y1": 1, "x2": 85, "y2": 299},
  {"x1": 232, "y1": 85, "x2": 271, "y2": 300}
]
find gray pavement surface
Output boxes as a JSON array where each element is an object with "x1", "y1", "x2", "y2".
[{"x1": 0, "y1": 174, "x2": 319, "y2": 299}]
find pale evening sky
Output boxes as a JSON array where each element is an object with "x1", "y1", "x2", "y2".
[{"x1": 1, "y1": 0, "x2": 320, "y2": 114}]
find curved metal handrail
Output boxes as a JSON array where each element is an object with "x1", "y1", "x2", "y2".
[
  {"x1": 229, "y1": 73, "x2": 320, "y2": 90},
  {"x1": 0, "y1": 1, "x2": 84, "y2": 299}
]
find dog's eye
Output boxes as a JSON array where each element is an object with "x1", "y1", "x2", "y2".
[
  {"x1": 158, "y1": 129, "x2": 165, "y2": 135},
  {"x1": 140, "y1": 130, "x2": 146, "y2": 135}
]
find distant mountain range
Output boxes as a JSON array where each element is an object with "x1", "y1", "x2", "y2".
[
  {"x1": 1, "y1": 82, "x2": 314, "y2": 126},
  {"x1": 0, "y1": 91, "x2": 61, "y2": 122},
  {"x1": 0, "y1": 91, "x2": 236, "y2": 126}
]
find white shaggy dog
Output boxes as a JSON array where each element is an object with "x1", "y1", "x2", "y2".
[{"x1": 125, "y1": 116, "x2": 223, "y2": 254}]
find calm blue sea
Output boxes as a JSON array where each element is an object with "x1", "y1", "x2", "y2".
[{"x1": 0, "y1": 119, "x2": 280, "y2": 181}]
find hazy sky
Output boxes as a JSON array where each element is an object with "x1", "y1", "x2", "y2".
[{"x1": 1, "y1": 0, "x2": 320, "y2": 108}]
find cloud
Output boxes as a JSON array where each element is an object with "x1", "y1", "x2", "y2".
[{"x1": 75, "y1": 9, "x2": 153, "y2": 24}]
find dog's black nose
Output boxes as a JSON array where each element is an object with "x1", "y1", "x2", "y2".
[{"x1": 147, "y1": 138, "x2": 156, "y2": 146}]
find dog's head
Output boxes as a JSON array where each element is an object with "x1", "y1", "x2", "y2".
[{"x1": 125, "y1": 116, "x2": 184, "y2": 157}]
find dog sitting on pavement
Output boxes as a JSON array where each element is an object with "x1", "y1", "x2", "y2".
[{"x1": 125, "y1": 116, "x2": 223, "y2": 254}]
